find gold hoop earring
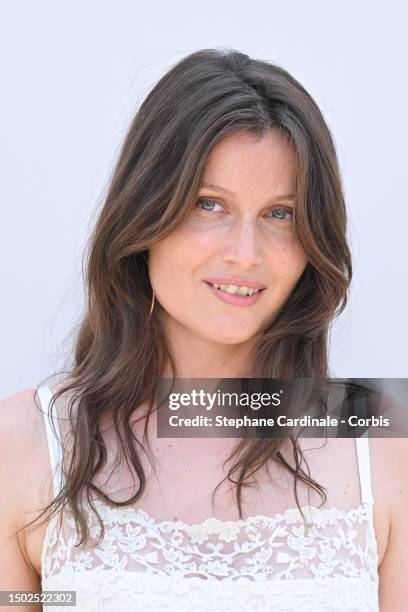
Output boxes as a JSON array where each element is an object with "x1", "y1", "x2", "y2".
[{"x1": 148, "y1": 291, "x2": 155, "y2": 319}]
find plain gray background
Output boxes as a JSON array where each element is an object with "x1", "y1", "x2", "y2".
[{"x1": 1, "y1": 1, "x2": 407, "y2": 398}]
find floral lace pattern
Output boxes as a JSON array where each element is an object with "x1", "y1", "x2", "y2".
[{"x1": 41, "y1": 500, "x2": 379, "y2": 611}]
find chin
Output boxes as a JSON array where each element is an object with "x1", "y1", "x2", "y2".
[{"x1": 205, "y1": 328, "x2": 260, "y2": 346}]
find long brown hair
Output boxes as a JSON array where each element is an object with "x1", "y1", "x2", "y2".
[{"x1": 22, "y1": 48, "x2": 352, "y2": 546}]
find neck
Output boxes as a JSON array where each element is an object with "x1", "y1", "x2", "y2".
[{"x1": 161, "y1": 314, "x2": 260, "y2": 379}]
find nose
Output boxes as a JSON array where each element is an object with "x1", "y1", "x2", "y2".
[{"x1": 222, "y1": 218, "x2": 262, "y2": 269}]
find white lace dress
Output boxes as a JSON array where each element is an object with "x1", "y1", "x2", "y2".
[{"x1": 38, "y1": 384, "x2": 379, "y2": 611}]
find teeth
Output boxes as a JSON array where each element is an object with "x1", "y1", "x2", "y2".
[{"x1": 210, "y1": 283, "x2": 260, "y2": 296}]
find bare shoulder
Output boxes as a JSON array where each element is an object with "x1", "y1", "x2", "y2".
[
  {"x1": 369, "y1": 437, "x2": 408, "y2": 609},
  {"x1": 0, "y1": 387, "x2": 54, "y2": 594},
  {"x1": 0, "y1": 387, "x2": 54, "y2": 521},
  {"x1": 0, "y1": 382, "x2": 74, "y2": 519},
  {"x1": 0, "y1": 387, "x2": 44, "y2": 443},
  {"x1": 369, "y1": 437, "x2": 408, "y2": 508}
]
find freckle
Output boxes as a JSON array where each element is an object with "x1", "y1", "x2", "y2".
[{"x1": 168, "y1": 444, "x2": 172, "y2": 447}]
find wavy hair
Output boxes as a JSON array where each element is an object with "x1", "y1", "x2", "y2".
[{"x1": 21, "y1": 48, "x2": 352, "y2": 545}]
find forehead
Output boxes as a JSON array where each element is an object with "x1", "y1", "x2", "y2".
[{"x1": 201, "y1": 130, "x2": 297, "y2": 199}]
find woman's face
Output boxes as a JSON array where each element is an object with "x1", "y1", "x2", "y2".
[{"x1": 148, "y1": 129, "x2": 308, "y2": 345}]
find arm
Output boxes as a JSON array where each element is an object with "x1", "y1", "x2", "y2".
[
  {"x1": 0, "y1": 389, "x2": 43, "y2": 611},
  {"x1": 378, "y1": 437, "x2": 408, "y2": 610}
]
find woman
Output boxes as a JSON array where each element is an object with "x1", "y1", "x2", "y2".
[{"x1": 0, "y1": 48, "x2": 406, "y2": 611}]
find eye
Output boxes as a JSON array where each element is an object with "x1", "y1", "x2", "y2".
[
  {"x1": 196, "y1": 198, "x2": 224, "y2": 213},
  {"x1": 265, "y1": 207, "x2": 294, "y2": 221}
]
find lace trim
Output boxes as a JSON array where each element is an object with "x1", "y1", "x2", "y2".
[
  {"x1": 41, "y1": 499, "x2": 379, "y2": 585},
  {"x1": 82, "y1": 501, "x2": 366, "y2": 531}
]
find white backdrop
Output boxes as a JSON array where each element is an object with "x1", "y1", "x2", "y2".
[{"x1": 1, "y1": 0, "x2": 407, "y2": 397}]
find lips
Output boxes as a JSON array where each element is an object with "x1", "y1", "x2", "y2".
[
  {"x1": 204, "y1": 280, "x2": 265, "y2": 307},
  {"x1": 203, "y1": 277, "x2": 266, "y2": 290}
]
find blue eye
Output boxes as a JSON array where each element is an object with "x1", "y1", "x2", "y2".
[
  {"x1": 196, "y1": 198, "x2": 222, "y2": 212},
  {"x1": 267, "y1": 207, "x2": 293, "y2": 220},
  {"x1": 195, "y1": 199, "x2": 293, "y2": 221}
]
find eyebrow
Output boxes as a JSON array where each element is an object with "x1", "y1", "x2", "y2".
[{"x1": 200, "y1": 182, "x2": 295, "y2": 202}]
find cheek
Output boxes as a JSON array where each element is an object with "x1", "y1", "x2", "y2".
[
  {"x1": 269, "y1": 242, "x2": 308, "y2": 287},
  {"x1": 148, "y1": 241, "x2": 180, "y2": 291},
  {"x1": 178, "y1": 219, "x2": 223, "y2": 255},
  {"x1": 148, "y1": 228, "x2": 218, "y2": 292}
]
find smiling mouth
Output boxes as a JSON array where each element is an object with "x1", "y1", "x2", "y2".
[{"x1": 205, "y1": 281, "x2": 265, "y2": 297}]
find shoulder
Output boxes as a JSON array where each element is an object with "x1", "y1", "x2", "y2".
[
  {"x1": 0, "y1": 387, "x2": 53, "y2": 587},
  {"x1": 0, "y1": 386, "x2": 42, "y2": 432},
  {"x1": 369, "y1": 437, "x2": 408, "y2": 513},
  {"x1": 0, "y1": 387, "x2": 50, "y2": 519},
  {"x1": 0, "y1": 388, "x2": 43, "y2": 462},
  {"x1": 369, "y1": 438, "x2": 408, "y2": 605},
  {"x1": 370, "y1": 437, "x2": 408, "y2": 530}
]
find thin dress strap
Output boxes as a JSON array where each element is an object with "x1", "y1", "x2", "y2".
[
  {"x1": 355, "y1": 435, "x2": 374, "y2": 504},
  {"x1": 38, "y1": 384, "x2": 63, "y2": 499}
]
